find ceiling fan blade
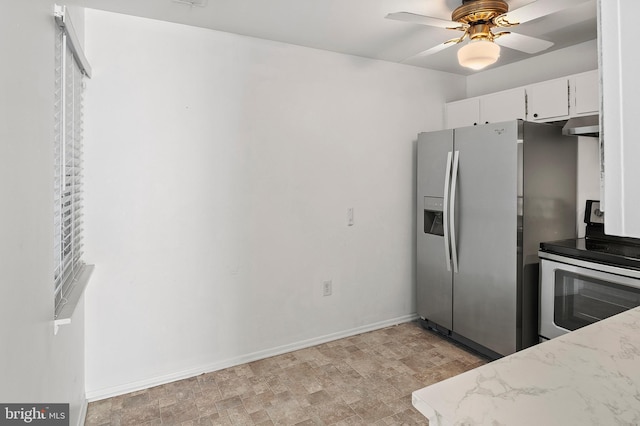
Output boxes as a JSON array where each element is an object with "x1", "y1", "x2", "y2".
[
  {"x1": 495, "y1": 32, "x2": 554, "y2": 54},
  {"x1": 499, "y1": 0, "x2": 591, "y2": 25},
  {"x1": 401, "y1": 42, "x2": 455, "y2": 63},
  {"x1": 385, "y1": 12, "x2": 459, "y2": 29}
]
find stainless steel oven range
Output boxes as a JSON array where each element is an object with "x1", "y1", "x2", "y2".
[{"x1": 539, "y1": 200, "x2": 640, "y2": 341}]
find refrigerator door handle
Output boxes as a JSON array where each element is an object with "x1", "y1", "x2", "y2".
[
  {"x1": 450, "y1": 150, "x2": 460, "y2": 273},
  {"x1": 443, "y1": 151, "x2": 453, "y2": 272}
]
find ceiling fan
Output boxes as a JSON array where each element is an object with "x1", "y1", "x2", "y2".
[{"x1": 386, "y1": 0, "x2": 590, "y2": 70}]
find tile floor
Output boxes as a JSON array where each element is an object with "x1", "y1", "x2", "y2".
[{"x1": 85, "y1": 321, "x2": 487, "y2": 426}]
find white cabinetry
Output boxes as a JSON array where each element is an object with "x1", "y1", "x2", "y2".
[
  {"x1": 479, "y1": 88, "x2": 526, "y2": 124},
  {"x1": 527, "y1": 78, "x2": 570, "y2": 122},
  {"x1": 444, "y1": 72, "x2": 597, "y2": 130},
  {"x1": 572, "y1": 70, "x2": 599, "y2": 116},
  {"x1": 445, "y1": 98, "x2": 479, "y2": 129},
  {"x1": 599, "y1": 0, "x2": 640, "y2": 238},
  {"x1": 445, "y1": 88, "x2": 526, "y2": 129}
]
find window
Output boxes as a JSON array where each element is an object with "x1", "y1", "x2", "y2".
[{"x1": 53, "y1": 5, "x2": 93, "y2": 322}]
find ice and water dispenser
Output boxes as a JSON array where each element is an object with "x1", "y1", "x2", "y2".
[{"x1": 423, "y1": 196, "x2": 444, "y2": 236}]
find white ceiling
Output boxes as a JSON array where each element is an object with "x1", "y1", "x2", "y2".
[{"x1": 71, "y1": 0, "x2": 598, "y2": 75}]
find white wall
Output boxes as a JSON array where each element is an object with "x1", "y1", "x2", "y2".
[
  {"x1": 0, "y1": 2, "x2": 86, "y2": 425},
  {"x1": 466, "y1": 39, "x2": 598, "y2": 98},
  {"x1": 576, "y1": 136, "x2": 601, "y2": 237},
  {"x1": 83, "y1": 9, "x2": 465, "y2": 399}
]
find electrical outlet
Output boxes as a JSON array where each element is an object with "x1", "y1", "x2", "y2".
[
  {"x1": 347, "y1": 208, "x2": 354, "y2": 226},
  {"x1": 323, "y1": 280, "x2": 332, "y2": 296}
]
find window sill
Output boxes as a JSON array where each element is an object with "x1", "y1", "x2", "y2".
[{"x1": 54, "y1": 264, "x2": 94, "y2": 335}]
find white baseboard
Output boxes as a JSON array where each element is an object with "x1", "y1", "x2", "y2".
[
  {"x1": 77, "y1": 398, "x2": 88, "y2": 426},
  {"x1": 86, "y1": 314, "x2": 418, "y2": 402}
]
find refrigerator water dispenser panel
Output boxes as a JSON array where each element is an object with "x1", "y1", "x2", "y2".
[{"x1": 424, "y1": 196, "x2": 445, "y2": 236}]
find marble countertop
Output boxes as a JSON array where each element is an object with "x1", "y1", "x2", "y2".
[{"x1": 412, "y1": 307, "x2": 640, "y2": 425}]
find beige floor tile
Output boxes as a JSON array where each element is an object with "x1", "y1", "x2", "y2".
[
  {"x1": 348, "y1": 398, "x2": 394, "y2": 423},
  {"x1": 120, "y1": 402, "x2": 161, "y2": 426},
  {"x1": 159, "y1": 400, "x2": 199, "y2": 424},
  {"x1": 310, "y1": 400, "x2": 355, "y2": 424},
  {"x1": 85, "y1": 322, "x2": 486, "y2": 426}
]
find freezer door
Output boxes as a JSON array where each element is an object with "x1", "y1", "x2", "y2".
[
  {"x1": 416, "y1": 130, "x2": 454, "y2": 328},
  {"x1": 452, "y1": 121, "x2": 519, "y2": 356}
]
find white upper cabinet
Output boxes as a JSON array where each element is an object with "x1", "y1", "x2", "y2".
[
  {"x1": 599, "y1": 0, "x2": 640, "y2": 238},
  {"x1": 444, "y1": 71, "x2": 599, "y2": 129},
  {"x1": 445, "y1": 98, "x2": 480, "y2": 129},
  {"x1": 445, "y1": 88, "x2": 525, "y2": 129},
  {"x1": 527, "y1": 78, "x2": 570, "y2": 122},
  {"x1": 479, "y1": 88, "x2": 526, "y2": 125},
  {"x1": 572, "y1": 70, "x2": 599, "y2": 116}
]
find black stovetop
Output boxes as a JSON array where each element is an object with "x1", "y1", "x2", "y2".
[
  {"x1": 540, "y1": 200, "x2": 640, "y2": 271},
  {"x1": 540, "y1": 233, "x2": 640, "y2": 271}
]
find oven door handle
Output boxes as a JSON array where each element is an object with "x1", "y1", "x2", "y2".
[{"x1": 539, "y1": 252, "x2": 640, "y2": 283}]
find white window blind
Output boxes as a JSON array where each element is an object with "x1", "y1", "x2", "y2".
[{"x1": 53, "y1": 5, "x2": 93, "y2": 320}]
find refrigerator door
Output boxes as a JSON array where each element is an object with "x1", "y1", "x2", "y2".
[
  {"x1": 416, "y1": 130, "x2": 454, "y2": 328},
  {"x1": 452, "y1": 121, "x2": 520, "y2": 356}
]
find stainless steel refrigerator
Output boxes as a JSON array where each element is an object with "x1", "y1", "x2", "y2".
[{"x1": 417, "y1": 120, "x2": 577, "y2": 358}]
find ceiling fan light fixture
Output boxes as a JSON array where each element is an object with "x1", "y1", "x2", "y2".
[{"x1": 457, "y1": 39, "x2": 500, "y2": 70}]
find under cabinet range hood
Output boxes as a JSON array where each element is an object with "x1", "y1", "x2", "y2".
[{"x1": 562, "y1": 115, "x2": 600, "y2": 137}]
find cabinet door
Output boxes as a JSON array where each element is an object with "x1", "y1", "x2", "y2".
[
  {"x1": 600, "y1": 0, "x2": 640, "y2": 238},
  {"x1": 445, "y1": 98, "x2": 480, "y2": 129},
  {"x1": 479, "y1": 88, "x2": 526, "y2": 124},
  {"x1": 573, "y1": 70, "x2": 599, "y2": 116},
  {"x1": 527, "y1": 79, "x2": 570, "y2": 121}
]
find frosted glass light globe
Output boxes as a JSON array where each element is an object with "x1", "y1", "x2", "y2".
[{"x1": 457, "y1": 40, "x2": 501, "y2": 70}]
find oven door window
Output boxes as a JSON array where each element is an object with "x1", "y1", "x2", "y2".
[{"x1": 554, "y1": 270, "x2": 640, "y2": 331}]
